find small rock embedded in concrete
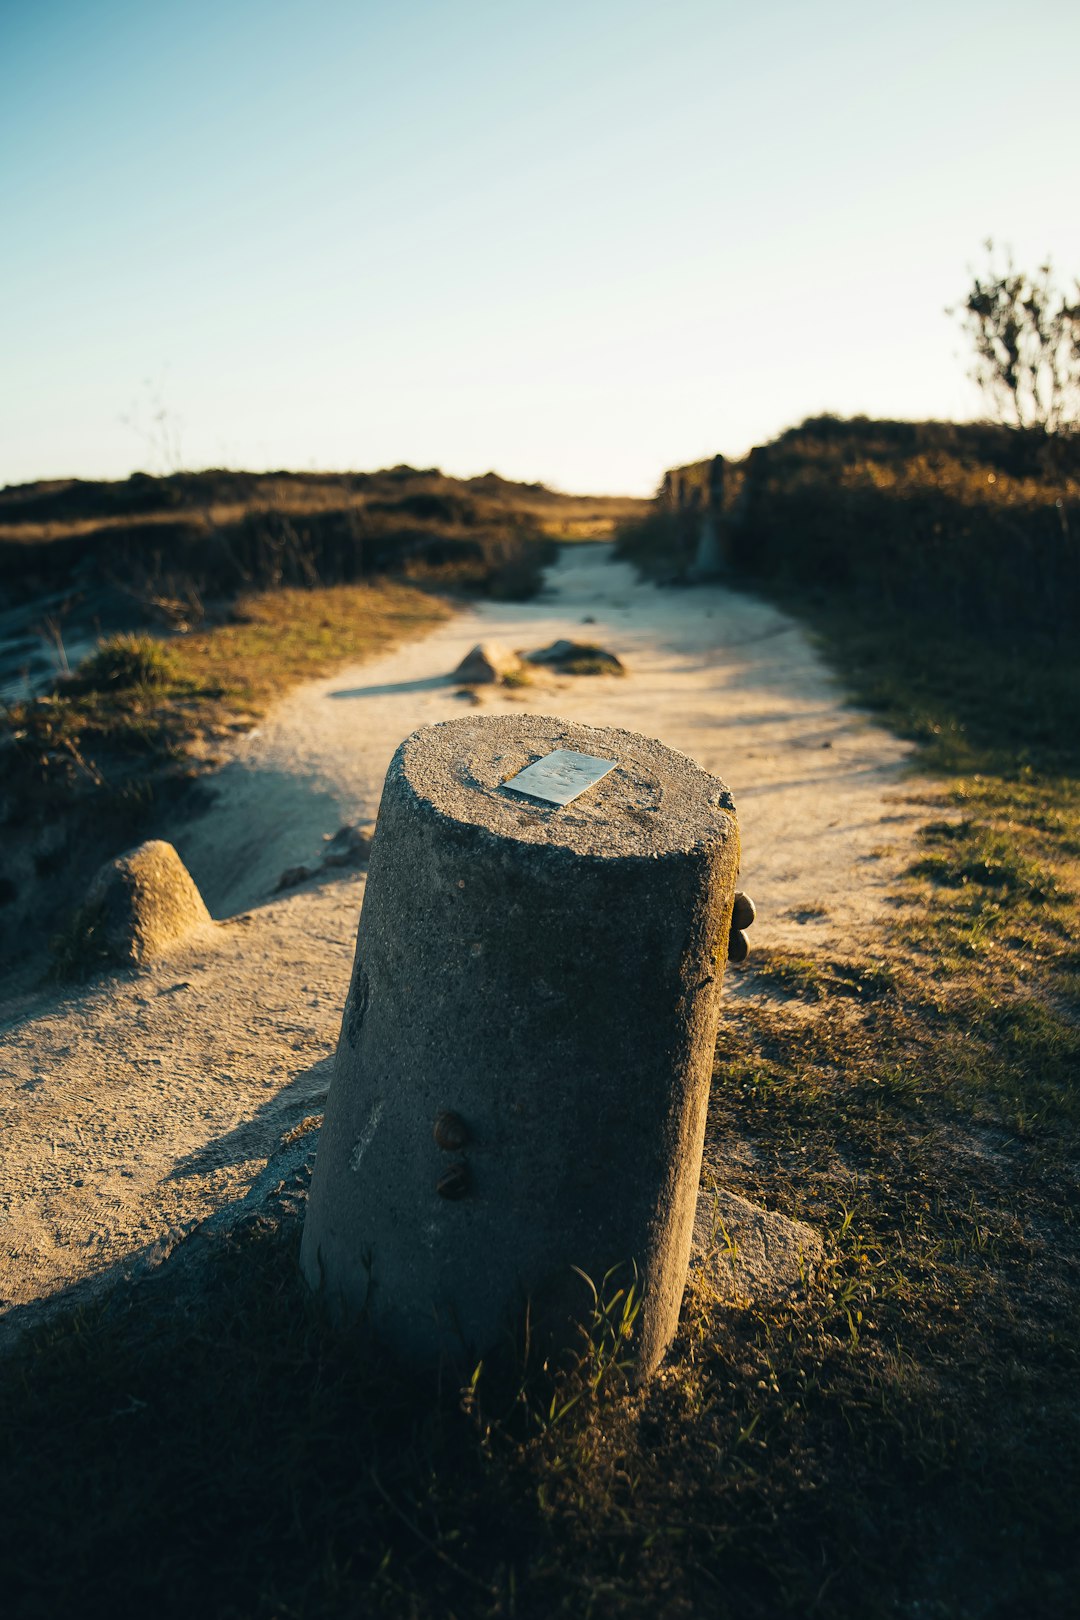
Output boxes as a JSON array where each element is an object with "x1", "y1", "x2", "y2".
[
  {"x1": 453, "y1": 642, "x2": 526, "y2": 685},
  {"x1": 433, "y1": 1110, "x2": 470, "y2": 1151},
  {"x1": 86, "y1": 839, "x2": 212, "y2": 964},
  {"x1": 435, "y1": 1162, "x2": 471, "y2": 1200},
  {"x1": 726, "y1": 890, "x2": 756, "y2": 962},
  {"x1": 522, "y1": 638, "x2": 624, "y2": 674},
  {"x1": 732, "y1": 891, "x2": 756, "y2": 931}
]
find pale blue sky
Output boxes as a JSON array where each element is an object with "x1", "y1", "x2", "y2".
[{"x1": 3, "y1": 0, "x2": 1078, "y2": 493}]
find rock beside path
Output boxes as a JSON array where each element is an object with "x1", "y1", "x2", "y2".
[
  {"x1": 453, "y1": 642, "x2": 526, "y2": 684},
  {"x1": 86, "y1": 840, "x2": 212, "y2": 964},
  {"x1": 691, "y1": 1186, "x2": 823, "y2": 1303},
  {"x1": 275, "y1": 822, "x2": 376, "y2": 891},
  {"x1": 321, "y1": 821, "x2": 376, "y2": 867},
  {"x1": 522, "y1": 638, "x2": 624, "y2": 674}
]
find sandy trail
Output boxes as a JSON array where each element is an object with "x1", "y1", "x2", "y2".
[{"x1": 0, "y1": 545, "x2": 926, "y2": 1330}]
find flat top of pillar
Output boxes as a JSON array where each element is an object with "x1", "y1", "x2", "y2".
[{"x1": 392, "y1": 714, "x2": 736, "y2": 860}]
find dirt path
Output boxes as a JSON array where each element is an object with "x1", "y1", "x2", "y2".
[{"x1": 0, "y1": 545, "x2": 927, "y2": 1332}]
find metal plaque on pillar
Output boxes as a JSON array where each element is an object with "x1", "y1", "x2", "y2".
[{"x1": 502, "y1": 749, "x2": 617, "y2": 807}]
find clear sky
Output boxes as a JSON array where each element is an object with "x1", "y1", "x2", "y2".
[{"x1": 3, "y1": 0, "x2": 1078, "y2": 494}]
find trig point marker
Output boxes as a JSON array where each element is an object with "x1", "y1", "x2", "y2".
[{"x1": 301, "y1": 713, "x2": 741, "y2": 1381}]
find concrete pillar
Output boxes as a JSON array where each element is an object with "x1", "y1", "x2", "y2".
[{"x1": 300, "y1": 713, "x2": 741, "y2": 1381}]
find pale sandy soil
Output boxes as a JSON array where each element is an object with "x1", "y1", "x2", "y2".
[{"x1": 0, "y1": 545, "x2": 929, "y2": 1334}]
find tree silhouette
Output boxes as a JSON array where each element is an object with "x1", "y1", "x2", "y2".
[{"x1": 951, "y1": 242, "x2": 1080, "y2": 433}]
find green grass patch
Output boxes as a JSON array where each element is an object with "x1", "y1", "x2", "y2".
[
  {"x1": 46, "y1": 898, "x2": 114, "y2": 982},
  {"x1": 751, "y1": 948, "x2": 897, "y2": 1002},
  {"x1": 556, "y1": 652, "x2": 625, "y2": 676},
  {"x1": 912, "y1": 819, "x2": 1060, "y2": 899}
]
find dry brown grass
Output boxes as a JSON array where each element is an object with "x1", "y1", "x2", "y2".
[{"x1": 0, "y1": 471, "x2": 648, "y2": 549}]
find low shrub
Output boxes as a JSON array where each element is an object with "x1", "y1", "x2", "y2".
[{"x1": 75, "y1": 633, "x2": 179, "y2": 690}]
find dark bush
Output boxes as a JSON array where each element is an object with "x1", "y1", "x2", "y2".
[
  {"x1": 620, "y1": 418, "x2": 1080, "y2": 643},
  {"x1": 366, "y1": 491, "x2": 478, "y2": 525},
  {"x1": 731, "y1": 420, "x2": 1080, "y2": 638}
]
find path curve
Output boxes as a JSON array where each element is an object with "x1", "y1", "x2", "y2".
[{"x1": 0, "y1": 546, "x2": 926, "y2": 1330}]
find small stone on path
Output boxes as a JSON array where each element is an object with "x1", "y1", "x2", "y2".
[
  {"x1": 453, "y1": 642, "x2": 526, "y2": 684},
  {"x1": 86, "y1": 840, "x2": 212, "y2": 964},
  {"x1": 522, "y1": 638, "x2": 624, "y2": 674},
  {"x1": 321, "y1": 822, "x2": 376, "y2": 868},
  {"x1": 275, "y1": 822, "x2": 376, "y2": 892},
  {"x1": 275, "y1": 864, "x2": 316, "y2": 892}
]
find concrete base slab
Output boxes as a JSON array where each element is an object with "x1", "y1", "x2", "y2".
[{"x1": 691, "y1": 1184, "x2": 823, "y2": 1303}]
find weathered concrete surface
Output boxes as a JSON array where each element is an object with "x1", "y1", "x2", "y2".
[
  {"x1": 86, "y1": 840, "x2": 212, "y2": 964},
  {"x1": 301, "y1": 713, "x2": 741, "y2": 1380}
]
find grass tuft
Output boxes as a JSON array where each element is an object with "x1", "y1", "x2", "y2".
[
  {"x1": 913, "y1": 819, "x2": 1061, "y2": 901},
  {"x1": 75, "y1": 631, "x2": 180, "y2": 690}
]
